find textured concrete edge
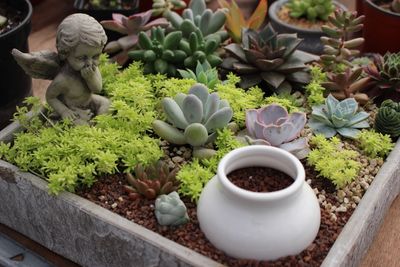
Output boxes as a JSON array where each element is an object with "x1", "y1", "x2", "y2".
[
  {"x1": 322, "y1": 140, "x2": 400, "y2": 267},
  {"x1": 0, "y1": 159, "x2": 221, "y2": 267}
]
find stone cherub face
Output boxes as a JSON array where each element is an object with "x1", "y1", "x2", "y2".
[{"x1": 67, "y1": 43, "x2": 102, "y2": 72}]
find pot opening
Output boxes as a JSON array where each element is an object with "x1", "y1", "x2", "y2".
[
  {"x1": 0, "y1": 0, "x2": 32, "y2": 39},
  {"x1": 227, "y1": 166, "x2": 295, "y2": 193}
]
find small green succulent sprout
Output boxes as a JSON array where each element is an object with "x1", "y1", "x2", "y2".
[
  {"x1": 245, "y1": 104, "x2": 309, "y2": 159},
  {"x1": 155, "y1": 191, "x2": 189, "y2": 226},
  {"x1": 152, "y1": 83, "x2": 233, "y2": 156},
  {"x1": 308, "y1": 94, "x2": 370, "y2": 139},
  {"x1": 165, "y1": 0, "x2": 228, "y2": 42},
  {"x1": 128, "y1": 27, "x2": 187, "y2": 76},
  {"x1": 152, "y1": 0, "x2": 187, "y2": 17},
  {"x1": 375, "y1": 99, "x2": 400, "y2": 138},
  {"x1": 356, "y1": 130, "x2": 394, "y2": 158},
  {"x1": 0, "y1": 15, "x2": 7, "y2": 28},
  {"x1": 178, "y1": 61, "x2": 219, "y2": 89},
  {"x1": 287, "y1": 0, "x2": 335, "y2": 22},
  {"x1": 124, "y1": 161, "x2": 179, "y2": 200}
]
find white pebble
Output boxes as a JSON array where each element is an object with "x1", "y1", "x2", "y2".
[{"x1": 111, "y1": 203, "x2": 118, "y2": 209}]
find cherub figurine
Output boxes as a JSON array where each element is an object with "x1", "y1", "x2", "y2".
[{"x1": 12, "y1": 13, "x2": 110, "y2": 125}]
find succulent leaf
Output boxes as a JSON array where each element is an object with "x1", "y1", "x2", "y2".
[{"x1": 155, "y1": 192, "x2": 189, "y2": 227}]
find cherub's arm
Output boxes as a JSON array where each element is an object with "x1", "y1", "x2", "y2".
[
  {"x1": 81, "y1": 65, "x2": 102, "y2": 93},
  {"x1": 46, "y1": 78, "x2": 76, "y2": 120}
]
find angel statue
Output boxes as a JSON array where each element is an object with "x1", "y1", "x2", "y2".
[{"x1": 12, "y1": 13, "x2": 110, "y2": 125}]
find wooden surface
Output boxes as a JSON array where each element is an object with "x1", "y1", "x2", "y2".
[{"x1": 20, "y1": 0, "x2": 400, "y2": 266}]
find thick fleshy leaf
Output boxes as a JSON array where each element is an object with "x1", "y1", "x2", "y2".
[
  {"x1": 254, "y1": 58, "x2": 284, "y2": 71},
  {"x1": 291, "y1": 50, "x2": 319, "y2": 63},
  {"x1": 334, "y1": 98, "x2": 358, "y2": 119},
  {"x1": 331, "y1": 115, "x2": 348, "y2": 128},
  {"x1": 286, "y1": 71, "x2": 311, "y2": 84},
  {"x1": 326, "y1": 94, "x2": 339, "y2": 117},
  {"x1": 284, "y1": 112, "x2": 306, "y2": 141},
  {"x1": 239, "y1": 74, "x2": 263, "y2": 89},
  {"x1": 257, "y1": 104, "x2": 288, "y2": 125},
  {"x1": 243, "y1": 48, "x2": 266, "y2": 63},
  {"x1": 263, "y1": 122, "x2": 294, "y2": 146},
  {"x1": 162, "y1": 98, "x2": 188, "y2": 129},
  {"x1": 112, "y1": 13, "x2": 126, "y2": 24},
  {"x1": 276, "y1": 56, "x2": 307, "y2": 73},
  {"x1": 254, "y1": 120, "x2": 266, "y2": 139},
  {"x1": 261, "y1": 72, "x2": 285, "y2": 88},
  {"x1": 232, "y1": 62, "x2": 258, "y2": 74},
  {"x1": 351, "y1": 120, "x2": 370, "y2": 128},
  {"x1": 153, "y1": 120, "x2": 186, "y2": 145},
  {"x1": 245, "y1": 135, "x2": 271, "y2": 146},
  {"x1": 276, "y1": 34, "x2": 302, "y2": 58},
  {"x1": 100, "y1": 20, "x2": 128, "y2": 34},
  {"x1": 247, "y1": 0, "x2": 268, "y2": 29},
  {"x1": 203, "y1": 93, "x2": 220, "y2": 123},
  {"x1": 311, "y1": 105, "x2": 334, "y2": 126},
  {"x1": 182, "y1": 95, "x2": 203, "y2": 124},
  {"x1": 224, "y1": 43, "x2": 247, "y2": 62},
  {"x1": 279, "y1": 137, "x2": 309, "y2": 159},
  {"x1": 346, "y1": 111, "x2": 369, "y2": 127},
  {"x1": 245, "y1": 109, "x2": 258, "y2": 137},
  {"x1": 117, "y1": 35, "x2": 139, "y2": 50},
  {"x1": 204, "y1": 107, "x2": 233, "y2": 133},
  {"x1": 190, "y1": 0, "x2": 206, "y2": 16},
  {"x1": 104, "y1": 41, "x2": 121, "y2": 53},
  {"x1": 336, "y1": 128, "x2": 361, "y2": 139},
  {"x1": 308, "y1": 119, "x2": 337, "y2": 138},
  {"x1": 141, "y1": 18, "x2": 169, "y2": 31},
  {"x1": 276, "y1": 81, "x2": 292, "y2": 95},
  {"x1": 189, "y1": 84, "x2": 209, "y2": 106}
]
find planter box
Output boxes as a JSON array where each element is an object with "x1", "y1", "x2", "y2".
[{"x1": 0, "y1": 121, "x2": 399, "y2": 267}]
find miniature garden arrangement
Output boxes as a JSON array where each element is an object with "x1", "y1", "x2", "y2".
[{"x1": 1, "y1": 0, "x2": 400, "y2": 266}]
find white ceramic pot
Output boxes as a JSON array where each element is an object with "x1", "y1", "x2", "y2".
[{"x1": 197, "y1": 145, "x2": 320, "y2": 260}]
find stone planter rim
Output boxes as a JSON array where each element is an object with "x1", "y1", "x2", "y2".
[{"x1": 268, "y1": 0, "x2": 348, "y2": 34}]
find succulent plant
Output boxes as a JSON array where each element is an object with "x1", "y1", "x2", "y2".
[
  {"x1": 308, "y1": 94, "x2": 370, "y2": 139},
  {"x1": 128, "y1": 27, "x2": 186, "y2": 76},
  {"x1": 220, "y1": 23, "x2": 319, "y2": 92},
  {"x1": 152, "y1": 83, "x2": 233, "y2": 157},
  {"x1": 152, "y1": 0, "x2": 187, "y2": 17},
  {"x1": 320, "y1": 10, "x2": 365, "y2": 71},
  {"x1": 375, "y1": 99, "x2": 400, "y2": 138},
  {"x1": 101, "y1": 11, "x2": 169, "y2": 65},
  {"x1": 178, "y1": 27, "x2": 223, "y2": 69},
  {"x1": 178, "y1": 61, "x2": 219, "y2": 89},
  {"x1": 124, "y1": 161, "x2": 179, "y2": 200},
  {"x1": 287, "y1": 0, "x2": 335, "y2": 22},
  {"x1": 322, "y1": 67, "x2": 370, "y2": 104},
  {"x1": 364, "y1": 52, "x2": 400, "y2": 104},
  {"x1": 245, "y1": 104, "x2": 309, "y2": 159},
  {"x1": 218, "y1": 0, "x2": 267, "y2": 43},
  {"x1": 165, "y1": 0, "x2": 228, "y2": 42},
  {"x1": 155, "y1": 192, "x2": 189, "y2": 226}
]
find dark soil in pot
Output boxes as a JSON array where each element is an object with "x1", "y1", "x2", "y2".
[
  {"x1": 227, "y1": 166, "x2": 294, "y2": 192},
  {"x1": 0, "y1": 0, "x2": 32, "y2": 129},
  {"x1": 268, "y1": 0, "x2": 348, "y2": 54},
  {"x1": 74, "y1": 0, "x2": 139, "y2": 21},
  {"x1": 76, "y1": 161, "x2": 353, "y2": 266}
]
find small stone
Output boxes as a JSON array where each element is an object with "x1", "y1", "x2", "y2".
[
  {"x1": 330, "y1": 213, "x2": 337, "y2": 222},
  {"x1": 337, "y1": 190, "x2": 346, "y2": 199},
  {"x1": 172, "y1": 156, "x2": 184, "y2": 163},
  {"x1": 343, "y1": 197, "x2": 349, "y2": 204},
  {"x1": 176, "y1": 150, "x2": 183, "y2": 155},
  {"x1": 98, "y1": 195, "x2": 106, "y2": 201},
  {"x1": 306, "y1": 179, "x2": 311, "y2": 185},
  {"x1": 352, "y1": 196, "x2": 361, "y2": 203},
  {"x1": 336, "y1": 206, "x2": 347, "y2": 213},
  {"x1": 118, "y1": 197, "x2": 124, "y2": 202},
  {"x1": 361, "y1": 181, "x2": 369, "y2": 190},
  {"x1": 111, "y1": 203, "x2": 118, "y2": 209},
  {"x1": 183, "y1": 150, "x2": 192, "y2": 159}
]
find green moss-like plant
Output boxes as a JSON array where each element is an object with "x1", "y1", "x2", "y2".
[
  {"x1": 263, "y1": 94, "x2": 302, "y2": 113},
  {"x1": 305, "y1": 66, "x2": 327, "y2": 107},
  {"x1": 356, "y1": 130, "x2": 394, "y2": 158},
  {"x1": 177, "y1": 128, "x2": 244, "y2": 202},
  {"x1": 307, "y1": 134, "x2": 361, "y2": 188}
]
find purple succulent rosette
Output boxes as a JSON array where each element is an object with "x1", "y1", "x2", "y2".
[
  {"x1": 245, "y1": 104, "x2": 309, "y2": 159},
  {"x1": 101, "y1": 11, "x2": 169, "y2": 64}
]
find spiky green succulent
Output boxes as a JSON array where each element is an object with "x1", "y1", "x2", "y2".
[
  {"x1": 124, "y1": 161, "x2": 179, "y2": 200},
  {"x1": 364, "y1": 52, "x2": 400, "y2": 103},
  {"x1": 178, "y1": 61, "x2": 219, "y2": 89},
  {"x1": 287, "y1": 0, "x2": 335, "y2": 22},
  {"x1": 375, "y1": 99, "x2": 400, "y2": 138},
  {"x1": 128, "y1": 27, "x2": 186, "y2": 76},
  {"x1": 308, "y1": 94, "x2": 370, "y2": 139},
  {"x1": 320, "y1": 10, "x2": 365, "y2": 71},
  {"x1": 155, "y1": 192, "x2": 189, "y2": 226},
  {"x1": 153, "y1": 84, "x2": 233, "y2": 158},
  {"x1": 220, "y1": 23, "x2": 318, "y2": 92},
  {"x1": 165, "y1": 0, "x2": 228, "y2": 42}
]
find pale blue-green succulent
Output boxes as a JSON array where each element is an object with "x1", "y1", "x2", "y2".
[
  {"x1": 153, "y1": 83, "x2": 233, "y2": 156},
  {"x1": 178, "y1": 61, "x2": 219, "y2": 89},
  {"x1": 155, "y1": 192, "x2": 189, "y2": 226},
  {"x1": 308, "y1": 94, "x2": 370, "y2": 139}
]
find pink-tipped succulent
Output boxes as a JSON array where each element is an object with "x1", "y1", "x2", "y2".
[
  {"x1": 245, "y1": 104, "x2": 309, "y2": 159},
  {"x1": 101, "y1": 11, "x2": 169, "y2": 65}
]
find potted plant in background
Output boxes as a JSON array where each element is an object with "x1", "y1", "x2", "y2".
[
  {"x1": 74, "y1": 0, "x2": 140, "y2": 21},
  {"x1": 361, "y1": 0, "x2": 400, "y2": 53},
  {"x1": 268, "y1": 0, "x2": 348, "y2": 54},
  {"x1": 0, "y1": 0, "x2": 32, "y2": 129}
]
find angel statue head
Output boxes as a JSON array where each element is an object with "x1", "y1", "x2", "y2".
[{"x1": 56, "y1": 13, "x2": 107, "y2": 71}]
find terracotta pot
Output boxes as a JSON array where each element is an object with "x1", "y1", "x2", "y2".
[
  {"x1": 268, "y1": 0, "x2": 347, "y2": 54},
  {"x1": 363, "y1": 0, "x2": 400, "y2": 54},
  {"x1": 197, "y1": 145, "x2": 320, "y2": 260},
  {"x1": 0, "y1": 0, "x2": 32, "y2": 129}
]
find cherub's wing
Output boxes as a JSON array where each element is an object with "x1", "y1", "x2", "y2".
[{"x1": 11, "y1": 49, "x2": 61, "y2": 80}]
